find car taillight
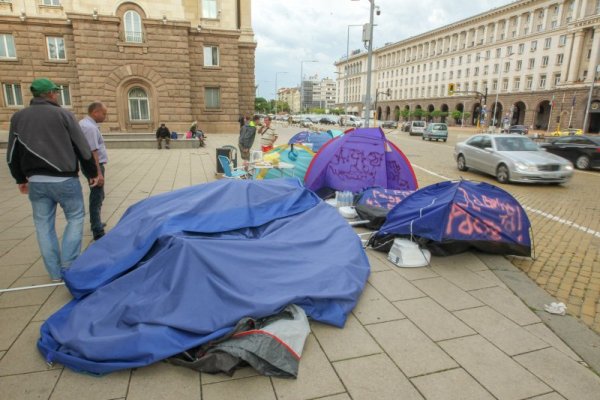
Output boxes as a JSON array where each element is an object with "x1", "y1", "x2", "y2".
[{"x1": 595, "y1": 147, "x2": 600, "y2": 153}]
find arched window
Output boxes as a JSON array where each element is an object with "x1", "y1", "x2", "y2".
[
  {"x1": 128, "y1": 87, "x2": 149, "y2": 121},
  {"x1": 124, "y1": 10, "x2": 143, "y2": 43}
]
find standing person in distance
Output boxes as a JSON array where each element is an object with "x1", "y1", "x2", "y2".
[
  {"x1": 6, "y1": 78, "x2": 99, "y2": 282},
  {"x1": 80, "y1": 102, "x2": 108, "y2": 241},
  {"x1": 238, "y1": 115, "x2": 260, "y2": 161},
  {"x1": 259, "y1": 116, "x2": 278, "y2": 153},
  {"x1": 156, "y1": 123, "x2": 171, "y2": 149}
]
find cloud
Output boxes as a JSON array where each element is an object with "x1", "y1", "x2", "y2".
[{"x1": 252, "y1": 0, "x2": 513, "y2": 100}]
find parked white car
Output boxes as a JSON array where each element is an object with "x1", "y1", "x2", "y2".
[{"x1": 409, "y1": 121, "x2": 426, "y2": 136}]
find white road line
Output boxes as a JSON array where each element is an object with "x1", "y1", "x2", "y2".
[{"x1": 412, "y1": 164, "x2": 600, "y2": 239}]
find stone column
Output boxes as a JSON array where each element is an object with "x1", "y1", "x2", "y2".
[
  {"x1": 542, "y1": 7, "x2": 549, "y2": 30},
  {"x1": 561, "y1": 32, "x2": 575, "y2": 79},
  {"x1": 567, "y1": 30, "x2": 586, "y2": 82},
  {"x1": 578, "y1": 0, "x2": 589, "y2": 18},
  {"x1": 586, "y1": 27, "x2": 600, "y2": 83},
  {"x1": 572, "y1": 0, "x2": 581, "y2": 20},
  {"x1": 515, "y1": 15, "x2": 522, "y2": 37}
]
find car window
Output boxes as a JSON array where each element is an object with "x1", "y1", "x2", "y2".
[
  {"x1": 589, "y1": 137, "x2": 600, "y2": 145},
  {"x1": 467, "y1": 136, "x2": 483, "y2": 148},
  {"x1": 495, "y1": 137, "x2": 538, "y2": 151},
  {"x1": 480, "y1": 136, "x2": 492, "y2": 149},
  {"x1": 413, "y1": 121, "x2": 425, "y2": 127},
  {"x1": 433, "y1": 124, "x2": 447, "y2": 130}
]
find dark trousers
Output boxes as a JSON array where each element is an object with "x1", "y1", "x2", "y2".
[{"x1": 89, "y1": 164, "x2": 105, "y2": 235}]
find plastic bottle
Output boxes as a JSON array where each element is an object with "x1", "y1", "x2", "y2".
[{"x1": 335, "y1": 191, "x2": 341, "y2": 207}]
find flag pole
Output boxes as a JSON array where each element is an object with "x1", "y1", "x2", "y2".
[
  {"x1": 568, "y1": 93, "x2": 576, "y2": 128},
  {"x1": 546, "y1": 95, "x2": 554, "y2": 135}
]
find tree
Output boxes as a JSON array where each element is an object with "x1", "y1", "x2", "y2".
[
  {"x1": 411, "y1": 108, "x2": 424, "y2": 120},
  {"x1": 430, "y1": 110, "x2": 442, "y2": 121},
  {"x1": 400, "y1": 109, "x2": 410, "y2": 120},
  {"x1": 255, "y1": 97, "x2": 269, "y2": 113}
]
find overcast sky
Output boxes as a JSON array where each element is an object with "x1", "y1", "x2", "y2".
[{"x1": 251, "y1": 0, "x2": 515, "y2": 99}]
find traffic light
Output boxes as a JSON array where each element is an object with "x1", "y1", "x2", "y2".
[{"x1": 448, "y1": 83, "x2": 455, "y2": 96}]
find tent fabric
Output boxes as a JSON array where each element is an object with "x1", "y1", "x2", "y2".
[
  {"x1": 304, "y1": 127, "x2": 418, "y2": 197},
  {"x1": 288, "y1": 131, "x2": 333, "y2": 152},
  {"x1": 255, "y1": 144, "x2": 315, "y2": 180},
  {"x1": 327, "y1": 129, "x2": 344, "y2": 138},
  {"x1": 169, "y1": 304, "x2": 310, "y2": 378},
  {"x1": 38, "y1": 179, "x2": 370, "y2": 375},
  {"x1": 355, "y1": 187, "x2": 415, "y2": 229},
  {"x1": 375, "y1": 180, "x2": 532, "y2": 257}
]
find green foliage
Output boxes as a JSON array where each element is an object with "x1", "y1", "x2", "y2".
[
  {"x1": 255, "y1": 97, "x2": 269, "y2": 113},
  {"x1": 430, "y1": 110, "x2": 442, "y2": 118},
  {"x1": 400, "y1": 109, "x2": 410, "y2": 120},
  {"x1": 411, "y1": 108, "x2": 424, "y2": 119}
]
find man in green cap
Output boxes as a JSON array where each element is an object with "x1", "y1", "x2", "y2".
[{"x1": 6, "y1": 78, "x2": 100, "y2": 282}]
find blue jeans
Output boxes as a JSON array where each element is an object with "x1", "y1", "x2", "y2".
[
  {"x1": 89, "y1": 164, "x2": 105, "y2": 235},
  {"x1": 28, "y1": 178, "x2": 85, "y2": 280}
]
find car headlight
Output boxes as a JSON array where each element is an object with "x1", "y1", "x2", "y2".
[
  {"x1": 515, "y1": 162, "x2": 535, "y2": 172},
  {"x1": 563, "y1": 164, "x2": 573, "y2": 171}
]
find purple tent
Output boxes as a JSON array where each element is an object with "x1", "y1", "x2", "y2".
[
  {"x1": 288, "y1": 131, "x2": 333, "y2": 152},
  {"x1": 304, "y1": 127, "x2": 418, "y2": 197}
]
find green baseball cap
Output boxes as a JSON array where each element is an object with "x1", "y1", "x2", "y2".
[{"x1": 30, "y1": 78, "x2": 60, "y2": 96}]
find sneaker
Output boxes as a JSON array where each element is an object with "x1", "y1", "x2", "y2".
[{"x1": 93, "y1": 231, "x2": 105, "y2": 241}]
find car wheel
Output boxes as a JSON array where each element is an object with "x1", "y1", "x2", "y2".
[
  {"x1": 575, "y1": 155, "x2": 590, "y2": 170},
  {"x1": 443, "y1": 139, "x2": 447, "y2": 142},
  {"x1": 496, "y1": 164, "x2": 510, "y2": 184},
  {"x1": 457, "y1": 155, "x2": 468, "y2": 171}
]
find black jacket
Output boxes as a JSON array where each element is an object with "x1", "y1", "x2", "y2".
[
  {"x1": 7, "y1": 98, "x2": 97, "y2": 184},
  {"x1": 156, "y1": 126, "x2": 170, "y2": 138}
]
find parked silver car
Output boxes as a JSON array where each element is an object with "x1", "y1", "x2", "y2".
[{"x1": 454, "y1": 134, "x2": 574, "y2": 184}]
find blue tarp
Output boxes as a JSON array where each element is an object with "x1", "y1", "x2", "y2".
[
  {"x1": 38, "y1": 179, "x2": 370, "y2": 375},
  {"x1": 376, "y1": 180, "x2": 531, "y2": 256}
]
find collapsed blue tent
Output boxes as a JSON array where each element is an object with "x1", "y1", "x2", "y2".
[
  {"x1": 355, "y1": 187, "x2": 415, "y2": 229},
  {"x1": 39, "y1": 179, "x2": 370, "y2": 375},
  {"x1": 288, "y1": 131, "x2": 333, "y2": 152},
  {"x1": 373, "y1": 180, "x2": 532, "y2": 257}
]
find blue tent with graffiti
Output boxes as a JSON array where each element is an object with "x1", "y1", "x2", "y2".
[
  {"x1": 37, "y1": 179, "x2": 370, "y2": 375},
  {"x1": 327, "y1": 129, "x2": 344, "y2": 138},
  {"x1": 372, "y1": 180, "x2": 532, "y2": 257},
  {"x1": 304, "y1": 127, "x2": 418, "y2": 198},
  {"x1": 255, "y1": 143, "x2": 315, "y2": 181},
  {"x1": 288, "y1": 131, "x2": 333, "y2": 152},
  {"x1": 355, "y1": 187, "x2": 416, "y2": 229}
]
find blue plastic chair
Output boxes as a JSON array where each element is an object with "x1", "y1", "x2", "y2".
[{"x1": 218, "y1": 155, "x2": 248, "y2": 179}]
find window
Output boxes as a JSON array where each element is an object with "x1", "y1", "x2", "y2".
[
  {"x1": 542, "y1": 56, "x2": 549, "y2": 67},
  {"x1": 514, "y1": 77, "x2": 520, "y2": 89},
  {"x1": 46, "y1": 36, "x2": 65, "y2": 60},
  {"x1": 465, "y1": 68, "x2": 470, "y2": 77},
  {"x1": 202, "y1": 0, "x2": 218, "y2": 19},
  {"x1": 539, "y1": 74, "x2": 546, "y2": 88},
  {"x1": 551, "y1": 21, "x2": 558, "y2": 29},
  {"x1": 544, "y1": 38, "x2": 551, "y2": 49},
  {"x1": 124, "y1": 10, "x2": 143, "y2": 43},
  {"x1": 504, "y1": 61, "x2": 510, "y2": 72},
  {"x1": 0, "y1": 34, "x2": 16, "y2": 59},
  {"x1": 528, "y1": 58, "x2": 535, "y2": 69},
  {"x1": 496, "y1": 48, "x2": 501, "y2": 58},
  {"x1": 526, "y1": 76, "x2": 533, "y2": 89},
  {"x1": 42, "y1": 0, "x2": 60, "y2": 5},
  {"x1": 485, "y1": 50, "x2": 491, "y2": 58},
  {"x1": 536, "y1": 24, "x2": 543, "y2": 32},
  {"x1": 493, "y1": 63, "x2": 499, "y2": 74},
  {"x1": 128, "y1": 87, "x2": 149, "y2": 121},
  {"x1": 203, "y1": 46, "x2": 219, "y2": 66},
  {"x1": 473, "y1": 81, "x2": 478, "y2": 91},
  {"x1": 518, "y1": 43, "x2": 524, "y2": 54},
  {"x1": 507, "y1": 45, "x2": 512, "y2": 55},
  {"x1": 556, "y1": 53, "x2": 564, "y2": 65},
  {"x1": 205, "y1": 87, "x2": 220, "y2": 108},
  {"x1": 474, "y1": 66, "x2": 479, "y2": 76},
  {"x1": 559, "y1": 35, "x2": 567, "y2": 46},
  {"x1": 516, "y1": 60, "x2": 522, "y2": 71},
  {"x1": 502, "y1": 79, "x2": 509, "y2": 91},
  {"x1": 3, "y1": 83, "x2": 23, "y2": 106},
  {"x1": 554, "y1": 73, "x2": 561, "y2": 86},
  {"x1": 475, "y1": 52, "x2": 480, "y2": 61},
  {"x1": 493, "y1": 80, "x2": 498, "y2": 90},
  {"x1": 484, "y1": 65, "x2": 489, "y2": 75},
  {"x1": 530, "y1": 40, "x2": 537, "y2": 51},
  {"x1": 57, "y1": 84, "x2": 71, "y2": 107}
]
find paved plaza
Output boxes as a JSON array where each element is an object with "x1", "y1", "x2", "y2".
[{"x1": 1, "y1": 129, "x2": 600, "y2": 399}]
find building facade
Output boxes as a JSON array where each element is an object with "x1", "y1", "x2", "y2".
[
  {"x1": 0, "y1": 0, "x2": 256, "y2": 134},
  {"x1": 335, "y1": 0, "x2": 600, "y2": 132},
  {"x1": 301, "y1": 75, "x2": 337, "y2": 112},
  {"x1": 278, "y1": 86, "x2": 300, "y2": 113}
]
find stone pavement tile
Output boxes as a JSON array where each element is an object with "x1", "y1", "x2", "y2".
[
  {"x1": 0, "y1": 237, "x2": 42, "y2": 265},
  {"x1": 514, "y1": 347, "x2": 600, "y2": 400},
  {"x1": 0, "y1": 370, "x2": 60, "y2": 400},
  {"x1": 412, "y1": 277, "x2": 483, "y2": 311},
  {"x1": 392, "y1": 264, "x2": 440, "y2": 281},
  {"x1": 368, "y1": 270, "x2": 425, "y2": 302},
  {"x1": 50, "y1": 368, "x2": 130, "y2": 400},
  {"x1": 454, "y1": 306, "x2": 549, "y2": 356},
  {"x1": 523, "y1": 323, "x2": 582, "y2": 362},
  {"x1": 0, "y1": 226, "x2": 35, "y2": 241},
  {"x1": 0, "y1": 264, "x2": 29, "y2": 288},
  {"x1": 410, "y1": 368, "x2": 495, "y2": 400},
  {"x1": 528, "y1": 393, "x2": 566, "y2": 399},
  {"x1": 317, "y1": 394, "x2": 351, "y2": 400},
  {"x1": 0, "y1": 321, "x2": 58, "y2": 376},
  {"x1": 351, "y1": 283, "x2": 405, "y2": 325},
  {"x1": 0, "y1": 240, "x2": 22, "y2": 263},
  {"x1": 310, "y1": 315, "x2": 381, "y2": 362},
  {"x1": 333, "y1": 354, "x2": 423, "y2": 400},
  {"x1": 430, "y1": 255, "x2": 498, "y2": 291},
  {"x1": 32, "y1": 285, "x2": 72, "y2": 322},
  {"x1": 474, "y1": 269, "x2": 509, "y2": 289},
  {"x1": 469, "y1": 286, "x2": 541, "y2": 326},
  {"x1": 0, "y1": 351, "x2": 5, "y2": 360},
  {"x1": 201, "y1": 366, "x2": 259, "y2": 384},
  {"x1": 366, "y1": 250, "x2": 393, "y2": 272},
  {"x1": 367, "y1": 319, "x2": 457, "y2": 377},
  {"x1": 203, "y1": 376, "x2": 275, "y2": 400},
  {"x1": 0, "y1": 305, "x2": 38, "y2": 350},
  {"x1": 394, "y1": 297, "x2": 475, "y2": 341},
  {"x1": 23, "y1": 259, "x2": 51, "y2": 278},
  {"x1": 271, "y1": 335, "x2": 344, "y2": 400},
  {"x1": 128, "y1": 362, "x2": 200, "y2": 400},
  {"x1": 0, "y1": 277, "x2": 54, "y2": 309},
  {"x1": 440, "y1": 335, "x2": 551, "y2": 400}
]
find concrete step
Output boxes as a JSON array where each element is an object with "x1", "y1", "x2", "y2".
[{"x1": 0, "y1": 137, "x2": 202, "y2": 149}]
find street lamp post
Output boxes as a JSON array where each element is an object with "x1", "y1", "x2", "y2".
[
  {"x1": 583, "y1": 64, "x2": 600, "y2": 134},
  {"x1": 345, "y1": 24, "x2": 362, "y2": 116},
  {"x1": 491, "y1": 52, "x2": 513, "y2": 132},
  {"x1": 363, "y1": 0, "x2": 376, "y2": 127},
  {"x1": 274, "y1": 71, "x2": 287, "y2": 116},
  {"x1": 300, "y1": 60, "x2": 318, "y2": 113}
]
